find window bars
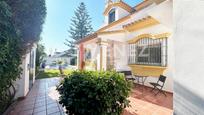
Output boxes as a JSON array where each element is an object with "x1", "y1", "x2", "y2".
[{"x1": 128, "y1": 38, "x2": 168, "y2": 67}]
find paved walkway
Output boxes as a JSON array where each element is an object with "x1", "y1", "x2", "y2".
[
  {"x1": 7, "y1": 78, "x2": 173, "y2": 115},
  {"x1": 8, "y1": 78, "x2": 65, "y2": 115}
]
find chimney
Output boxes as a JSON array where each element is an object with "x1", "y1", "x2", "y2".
[{"x1": 105, "y1": 0, "x2": 113, "y2": 8}]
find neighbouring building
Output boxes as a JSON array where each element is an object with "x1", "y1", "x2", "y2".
[
  {"x1": 77, "y1": 0, "x2": 173, "y2": 92},
  {"x1": 44, "y1": 49, "x2": 77, "y2": 69},
  {"x1": 14, "y1": 44, "x2": 37, "y2": 99}
]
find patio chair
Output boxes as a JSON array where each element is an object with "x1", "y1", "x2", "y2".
[
  {"x1": 149, "y1": 75, "x2": 167, "y2": 96},
  {"x1": 117, "y1": 71, "x2": 135, "y2": 81}
]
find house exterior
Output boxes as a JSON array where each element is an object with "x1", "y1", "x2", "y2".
[
  {"x1": 14, "y1": 44, "x2": 37, "y2": 98},
  {"x1": 77, "y1": 0, "x2": 173, "y2": 92}
]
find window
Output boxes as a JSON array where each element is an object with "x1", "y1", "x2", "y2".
[
  {"x1": 128, "y1": 38, "x2": 167, "y2": 66},
  {"x1": 84, "y1": 49, "x2": 91, "y2": 60},
  {"x1": 108, "y1": 9, "x2": 115, "y2": 24}
]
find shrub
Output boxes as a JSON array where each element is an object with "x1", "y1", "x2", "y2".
[{"x1": 57, "y1": 71, "x2": 132, "y2": 115}]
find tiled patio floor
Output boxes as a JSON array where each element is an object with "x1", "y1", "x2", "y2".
[
  {"x1": 7, "y1": 78, "x2": 173, "y2": 115},
  {"x1": 123, "y1": 85, "x2": 173, "y2": 115}
]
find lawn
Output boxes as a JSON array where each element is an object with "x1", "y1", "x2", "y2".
[{"x1": 36, "y1": 69, "x2": 72, "y2": 79}]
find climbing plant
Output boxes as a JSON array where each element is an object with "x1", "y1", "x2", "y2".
[
  {"x1": 0, "y1": 1, "x2": 22, "y2": 114},
  {"x1": 6, "y1": 0, "x2": 47, "y2": 54},
  {"x1": 0, "y1": 0, "x2": 46, "y2": 114}
]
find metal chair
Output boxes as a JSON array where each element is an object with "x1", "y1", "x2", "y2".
[
  {"x1": 117, "y1": 71, "x2": 135, "y2": 81},
  {"x1": 149, "y1": 75, "x2": 167, "y2": 96}
]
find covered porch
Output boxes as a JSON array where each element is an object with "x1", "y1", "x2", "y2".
[{"x1": 77, "y1": 33, "x2": 128, "y2": 71}]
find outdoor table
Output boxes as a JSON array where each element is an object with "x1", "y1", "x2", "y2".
[{"x1": 134, "y1": 75, "x2": 149, "y2": 92}]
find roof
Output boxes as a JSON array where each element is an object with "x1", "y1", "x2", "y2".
[
  {"x1": 134, "y1": 0, "x2": 153, "y2": 11},
  {"x1": 76, "y1": 30, "x2": 126, "y2": 44},
  {"x1": 98, "y1": 0, "x2": 156, "y2": 32},
  {"x1": 123, "y1": 16, "x2": 160, "y2": 32},
  {"x1": 103, "y1": 1, "x2": 135, "y2": 15},
  {"x1": 76, "y1": 33, "x2": 98, "y2": 44},
  {"x1": 97, "y1": 15, "x2": 131, "y2": 32}
]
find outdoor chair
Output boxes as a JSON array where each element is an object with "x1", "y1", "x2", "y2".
[
  {"x1": 149, "y1": 75, "x2": 167, "y2": 96},
  {"x1": 117, "y1": 71, "x2": 135, "y2": 81}
]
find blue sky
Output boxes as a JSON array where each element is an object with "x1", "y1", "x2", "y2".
[{"x1": 41, "y1": 0, "x2": 143, "y2": 54}]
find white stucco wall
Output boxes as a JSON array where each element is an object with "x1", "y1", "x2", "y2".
[
  {"x1": 31, "y1": 44, "x2": 37, "y2": 84},
  {"x1": 14, "y1": 45, "x2": 37, "y2": 99},
  {"x1": 98, "y1": 33, "x2": 126, "y2": 42},
  {"x1": 15, "y1": 53, "x2": 30, "y2": 98},
  {"x1": 113, "y1": 42, "x2": 129, "y2": 71},
  {"x1": 148, "y1": 0, "x2": 173, "y2": 28},
  {"x1": 98, "y1": 29, "x2": 173, "y2": 92},
  {"x1": 121, "y1": 24, "x2": 173, "y2": 92},
  {"x1": 117, "y1": 7, "x2": 129, "y2": 20},
  {"x1": 126, "y1": 24, "x2": 171, "y2": 41},
  {"x1": 174, "y1": 0, "x2": 204, "y2": 114}
]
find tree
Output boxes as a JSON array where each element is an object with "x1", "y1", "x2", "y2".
[
  {"x1": 36, "y1": 42, "x2": 47, "y2": 72},
  {"x1": 65, "y1": 2, "x2": 93, "y2": 49},
  {"x1": 6, "y1": 0, "x2": 47, "y2": 54}
]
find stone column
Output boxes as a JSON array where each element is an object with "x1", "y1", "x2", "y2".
[
  {"x1": 97, "y1": 38, "x2": 108, "y2": 71},
  {"x1": 78, "y1": 44, "x2": 84, "y2": 70}
]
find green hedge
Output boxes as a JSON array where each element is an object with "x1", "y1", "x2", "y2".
[{"x1": 57, "y1": 71, "x2": 132, "y2": 115}]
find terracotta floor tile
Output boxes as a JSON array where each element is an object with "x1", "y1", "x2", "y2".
[
  {"x1": 33, "y1": 110, "x2": 46, "y2": 115},
  {"x1": 35, "y1": 101, "x2": 46, "y2": 108},
  {"x1": 46, "y1": 100, "x2": 56, "y2": 104},
  {"x1": 34, "y1": 105, "x2": 46, "y2": 113},
  {"x1": 21, "y1": 101, "x2": 35, "y2": 107},
  {"x1": 7, "y1": 78, "x2": 173, "y2": 115},
  {"x1": 47, "y1": 103, "x2": 58, "y2": 109},
  {"x1": 48, "y1": 111, "x2": 61, "y2": 115},
  {"x1": 36, "y1": 99, "x2": 46, "y2": 104},
  {"x1": 123, "y1": 84, "x2": 173, "y2": 115},
  {"x1": 19, "y1": 109, "x2": 33, "y2": 115},
  {"x1": 36, "y1": 97, "x2": 46, "y2": 101},
  {"x1": 21, "y1": 104, "x2": 35, "y2": 111},
  {"x1": 47, "y1": 107, "x2": 60, "y2": 115}
]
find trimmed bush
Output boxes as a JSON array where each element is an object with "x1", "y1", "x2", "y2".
[{"x1": 57, "y1": 71, "x2": 132, "y2": 115}]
